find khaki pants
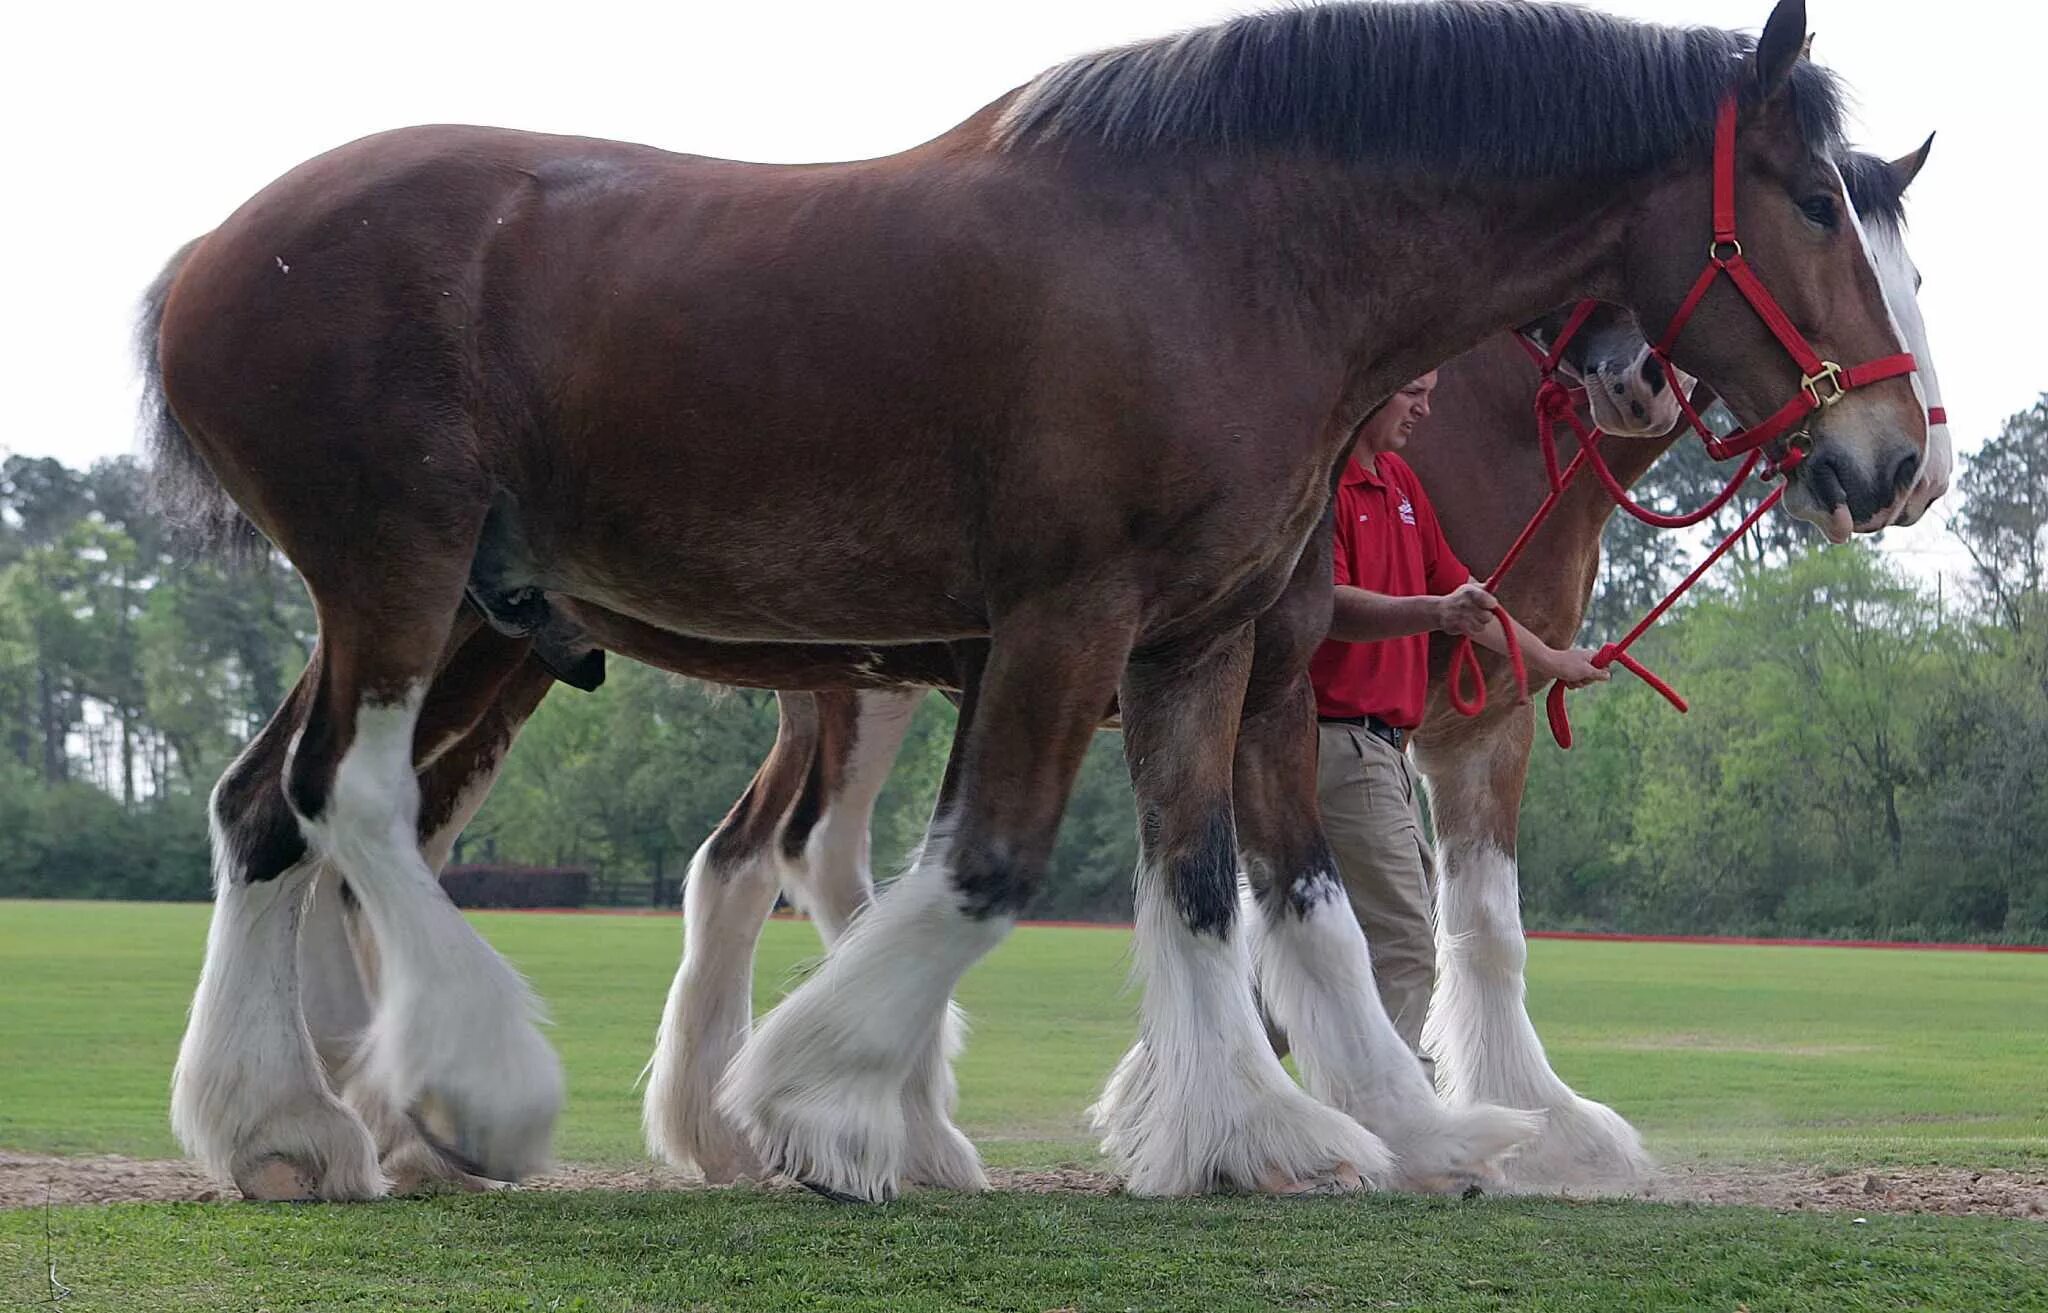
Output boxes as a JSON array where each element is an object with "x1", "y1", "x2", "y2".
[{"x1": 1316, "y1": 722, "x2": 1437, "y2": 1082}]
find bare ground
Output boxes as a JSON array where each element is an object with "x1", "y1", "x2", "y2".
[{"x1": 3, "y1": 1152, "x2": 2042, "y2": 1219}]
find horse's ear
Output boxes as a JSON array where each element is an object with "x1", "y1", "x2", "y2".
[
  {"x1": 1750, "y1": 0, "x2": 1808, "y2": 101},
  {"x1": 1889, "y1": 133, "x2": 1936, "y2": 193}
]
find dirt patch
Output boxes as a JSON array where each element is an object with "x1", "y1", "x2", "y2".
[
  {"x1": 1638, "y1": 1162, "x2": 2048, "y2": 1221},
  {"x1": 3, "y1": 1151, "x2": 2041, "y2": 1219}
]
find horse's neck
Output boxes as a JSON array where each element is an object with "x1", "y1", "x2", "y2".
[
  {"x1": 1226, "y1": 162, "x2": 1637, "y2": 393},
  {"x1": 932, "y1": 134, "x2": 1641, "y2": 402}
]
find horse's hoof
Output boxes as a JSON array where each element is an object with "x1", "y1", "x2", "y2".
[
  {"x1": 236, "y1": 1156, "x2": 319, "y2": 1202},
  {"x1": 1257, "y1": 1160, "x2": 1366, "y2": 1196},
  {"x1": 797, "y1": 1177, "x2": 872, "y2": 1205}
]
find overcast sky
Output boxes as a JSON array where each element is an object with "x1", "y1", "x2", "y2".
[{"x1": 4, "y1": 0, "x2": 2037, "y2": 583}]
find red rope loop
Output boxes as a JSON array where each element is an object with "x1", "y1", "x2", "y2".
[{"x1": 1446, "y1": 606, "x2": 1529, "y2": 718}]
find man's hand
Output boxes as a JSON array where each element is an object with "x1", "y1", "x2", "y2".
[
  {"x1": 1540, "y1": 646, "x2": 1611, "y2": 689},
  {"x1": 1433, "y1": 581, "x2": 1499, "y2": 637}
]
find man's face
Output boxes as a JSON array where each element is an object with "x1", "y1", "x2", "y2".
[{"x1": 1363, "y1": 371, "x2": 1438, "y2": 453}]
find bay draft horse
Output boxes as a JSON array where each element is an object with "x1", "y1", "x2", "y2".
[
  {"x1": 145, "y1": 0, "x2": 1926, "y2": 1202},
  {"x1": 603, "y1": 139, "x2": 1945, "y2": 1195}
]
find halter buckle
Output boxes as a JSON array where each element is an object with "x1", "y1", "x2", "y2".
[
  {"x1": 1709, "y1": 238, "x2": 1742, "y2": 263},
  {"x1": 1801, "y1": 361, "x2": 1847, "y2": 410}
]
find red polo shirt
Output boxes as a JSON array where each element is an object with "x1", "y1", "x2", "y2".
[{"x1": 1310, "y1": 452, "x2": 1471, "y2": 729}]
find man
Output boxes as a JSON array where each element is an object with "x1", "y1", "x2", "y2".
[{"x1": 1311, "y1": 371, "x2": 1606, "y2": 1080}]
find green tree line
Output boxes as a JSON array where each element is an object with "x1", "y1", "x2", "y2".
[{"x1": 3, "y1": 395, "x2": 2044, "y2": 940}]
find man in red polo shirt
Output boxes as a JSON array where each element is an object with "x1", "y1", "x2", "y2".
[{"x1": 1311, "y1": 371, "x2": 1606, "y2": 1080}]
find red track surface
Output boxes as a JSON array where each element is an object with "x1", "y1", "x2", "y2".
[{"x1": 491, "y1": 906, "x2": 2046, "y2": 953}]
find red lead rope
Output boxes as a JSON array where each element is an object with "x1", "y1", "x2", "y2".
[
  {"x1": 1443, "y1": 91, "x2": 1921, "y2": 747},
  {"x1": 1444, "y1": 355, "x2": 1801, "y2": 743}
]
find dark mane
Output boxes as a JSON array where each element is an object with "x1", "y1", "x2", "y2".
[
  {"x1": 1836, "y1": 151, "x2": 1908, "y2": 233},
  {"x1": 996, "y1": 0, "x2": 1845, "y2": 180}
]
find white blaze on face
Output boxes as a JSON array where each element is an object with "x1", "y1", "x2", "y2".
[
  {"x1": 1835, "y1": 161, "x2": 1938, "y2": 530},
  {"x1": 1863, "y1": 218, "x2": 1950, "y2": 524}
]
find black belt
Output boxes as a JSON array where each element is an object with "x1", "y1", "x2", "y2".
[{"x1": 1319, "y1": 714, "x2": 1408, "y2": 752}]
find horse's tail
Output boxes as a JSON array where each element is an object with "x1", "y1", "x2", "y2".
[{"x1": 138, "y1": 235, "x2": 267, "y2": 560}]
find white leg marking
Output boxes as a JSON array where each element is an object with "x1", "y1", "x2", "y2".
[
  {"x1": 1089, "y1": 866, "x2": 1389, "y2": 1196},
  {"x1": 900, "y1": 999, "x2": 985, "y2": 1190},
  {"x1": 642, "y1": 840, "x2": 786, "y2": 1182},
  {"x1": 305, "y1": 687, "x2": 562, "y2": 1183},
  {"x1": 717, "y1": 830, "x2": 1001, "y2": 1202},
  {"x1": 787, "y1": 690, "x2": 922, "y2": 946},
  {"x1": 171, "y1": 829, "x2": 384, "y2": 1201},
  {"x1": 297, "y1": 862, "x2": 374, "y2": 1080},
  {"x1": 1426, "y1": 839, "x2": 1653, "y2": 1193},
  {"x1": 307, "y1": 742, "x2": 517, "y2": 1195},
  {"x1": 1242, "y1": 877, "x2": 1540, "y2": 1193}
]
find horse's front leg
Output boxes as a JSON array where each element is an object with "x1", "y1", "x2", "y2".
[{"x1": 1417, "y1": 711, "x2": 1655, "y2": 1193}]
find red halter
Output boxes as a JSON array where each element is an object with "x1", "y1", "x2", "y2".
[
  {"x1": 1446, "y1": 93, "x2": 1924, "y2": 745},
  {"x1": 1651, "y1": 93, "x2": 1918, "y2": 463}
]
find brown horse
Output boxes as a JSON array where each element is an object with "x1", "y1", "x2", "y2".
[
  {"x1": 146, "y1": 0, "x2": 1923, "y2": 1202},
  {"x1": 606, "y1": 137, "x2": 1948, "y2": 1194},
  {"x1": 1414, "y1": 142, "x2": 1948, "y2": 1190}
]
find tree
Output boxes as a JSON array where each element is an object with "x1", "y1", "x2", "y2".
[{"x1": 1953, "y1": 394, "x2": 2048, "y2": 636}]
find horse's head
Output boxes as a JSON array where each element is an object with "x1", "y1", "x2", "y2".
[
  {"x1": 1517, "y1": 303, "x2": 1696, "y2": 439},
  {"x1": 1845, "y1": 138, "x2": 1949, "y2": 527},
  {"x1": 1621, "y1": 0, "x2": 1926, "y2": 542}
]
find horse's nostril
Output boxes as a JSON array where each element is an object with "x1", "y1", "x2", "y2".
[
  {"x1": 1631, "y1": 401, "x2": 1648, "y2": 421},
  {"x1": 1612, "y1": 382, "x2": 1625, "y2": 396},
  {"x1": 1888, "y1": 450, "x2": 1920, "y2": 495}
]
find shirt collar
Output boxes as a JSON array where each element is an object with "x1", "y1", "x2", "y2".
[{"x1": 1343, "y1": 454, "x2": 1388, "y2": 489}]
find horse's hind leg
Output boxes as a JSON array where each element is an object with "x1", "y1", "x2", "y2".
[
  {"x1": 173, "y1": 651, "x2": 387, "y2": 1200},
  {"x1": 303, "y1": 641, "x2": 558, "y2": 1194},
  {"x1": 1417, "y1": 714, "x2": 1653, "y2": 1194},
  {"x1": 297, "y1": 620, "x2": 536, "y2": 1082},
  {"x1": 782, "y1": 690, "x2": 923, "y2": 944},
  {"x1": 778, "y1": 688, "x2": 980, "y2": 1190},
  {"x1": 645, "y1": 692, "x2": 819, "y2": 1182},
  {"x1": 284, "y1": 557, "x2": 564, "y2": 1185}
]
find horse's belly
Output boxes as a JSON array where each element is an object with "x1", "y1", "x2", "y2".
[{"x1": 542, "y1": 517, "x2": 987, "y2": 645}]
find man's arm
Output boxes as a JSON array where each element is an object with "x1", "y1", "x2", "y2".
[
  {"x1": 1339, "y1": 578, "x2": 1611, "y2": 689},
  {"x1": 1327, "y1": 585, "x2": 1444, "y2": 643},
  {"x1": 1453, "y1": 589, "x2": 1610, "y2": 689}
]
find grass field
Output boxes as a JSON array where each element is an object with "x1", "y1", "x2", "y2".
[{"x1": 2, "y1": 899, "x2": 2045, "y2": 1310}]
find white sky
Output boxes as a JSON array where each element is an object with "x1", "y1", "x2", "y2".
[{"x1": 4, "y1": 0, "x2": 2039, "y2": 585}]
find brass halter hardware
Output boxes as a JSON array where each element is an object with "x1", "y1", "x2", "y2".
[{"x1": 1801, "y1": 361, "x2": 1848, "y2": 410}]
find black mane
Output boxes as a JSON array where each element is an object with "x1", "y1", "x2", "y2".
[
  {"x1": 1836, "y1": 150, "x2": 1908, "y2": 233},
  {"x1": 997, "y1": 1, "x2": 1846, "y2": 181}
]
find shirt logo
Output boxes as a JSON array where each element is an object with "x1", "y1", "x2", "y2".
[
  {"x1": 1397, "y1": 495, "x2": 1417, "y2": 526},
  {"x1": 1357, "y1": 512, "x2": 1369, "y2": 522}
]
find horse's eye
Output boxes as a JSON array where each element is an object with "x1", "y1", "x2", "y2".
[{"x1": 1799, "y1": 195, "x2": 1837, "y2": 229}]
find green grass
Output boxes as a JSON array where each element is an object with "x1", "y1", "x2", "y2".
[
  {"x1": 3, "y1": 900, "x2": 2046, "y2": 1312},
  {"x1": 4, "y1": 900, "x2": 2043, "y2": 1169},
  {"x1": 3, "y1": 1189, "x2": 2045, "y2": 1312}
]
